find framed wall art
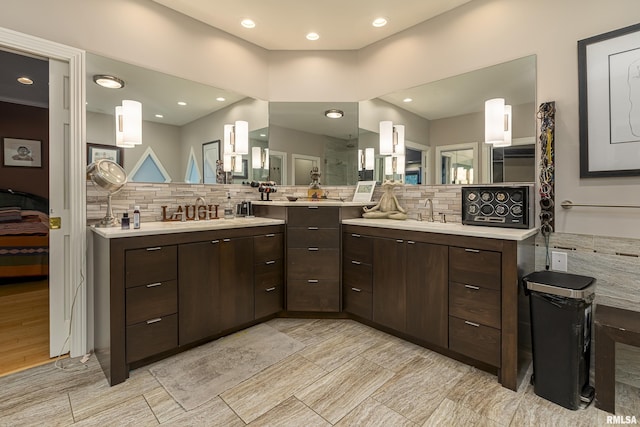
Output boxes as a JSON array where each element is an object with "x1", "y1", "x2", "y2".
[
  {"x1": 578, "y1": 22, "x2": 640, "y2": 177},
  {"x1": 353, "y1": 180, "x2": 376, "y2": 202},
  {"x1": 2, "y1": 138, "x2": 42, "y2": 167},
  {"x1": 87, "y1": 143, "x2": 124, "y2": 167}
]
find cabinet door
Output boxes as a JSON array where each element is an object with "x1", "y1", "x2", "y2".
[
  {"x1": 372, "y1": 237, "x2": 406, "y2": 332},
  {"x1": 406, "y1": 241, "x2": 448, "y2": 348},
  {"x1": 178, "y1": 241, "x2": 220, "y2": 346},
  {"x1": 219, "y1": 237, "x2": 254, "y2": 331}
]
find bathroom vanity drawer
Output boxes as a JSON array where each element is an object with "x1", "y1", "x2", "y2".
[
  {"x1": 254, "y1": 257, "x2": 284, "y2": 278},
  {"x1": 449, "y1": 316, "x2": 501, "y2": 367},
  {"x1": 287, "y1": 206, "x2": 339, "y2": 228},
  {"x1": 287, "y1": 228, "x2": 339, "y2": 248},
  {"x1": 125, "y1": 245, "x2": 177, "y2": 288},
  {"x1": 288, "y1": 248, "x2": 339, "y2": 279},
  {"x1": 126, "y1": 314, "x2": 178, "y2": 363},
  {"x1": 287, "y1": 279, "x2": 340, "y2": 312},
  {"x1": 254, "y1": 232, "x2": 283, "y2": 264},
  {"x1": 449, "y1": 246, "x2": 501, "y2": 290},
  {"x1": 125, "y1": 280, "x2": 177, "y2": 326},
  {"x1": 255, "y1": 283, "x2": 284, "y2": 319},
  {"x1": 343, "y1": 261, "x2": 372, "y2": 292},
  {"x1": 343, "y1": 232, "x2": 372, "y2": 264},
  {"x1": 448, "y1": 281, "x2": 500, "y2": 329},
  {"x1": 343, "y1": 286, "x2": 372, "y2": 320}
]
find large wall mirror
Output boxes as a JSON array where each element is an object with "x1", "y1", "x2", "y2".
[
  {"x1": 268, "y1": 102, "x2": 359, "y2": 186},
  {"x1": 86, "y1": 53, "x2": 268, "y2": 184},
  {"x1": 359, "y1": 55, "x2": 537, "y2": 185}
]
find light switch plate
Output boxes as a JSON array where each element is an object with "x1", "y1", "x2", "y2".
[{"x1": 551, "y1": 251, "x2": 568, "y2": 272}]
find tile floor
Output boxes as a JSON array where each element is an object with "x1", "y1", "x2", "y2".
[{"x1": 0, "y1": 318, "x2": 637, "y2": 426}]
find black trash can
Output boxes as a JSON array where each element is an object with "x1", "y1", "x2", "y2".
[{"x1": 523, "y1": 270, "x2": 595, "y2": 410}]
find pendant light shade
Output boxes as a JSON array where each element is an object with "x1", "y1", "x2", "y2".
[
  {"x1": 365, "y1": 147, "x2": 375, "y2": 170},
  {"x1": 493, "y1": 104, "x2": 512, "y2": 147},
  {"x1": 252, "y1": 146, "x2": 261, "y2": 169},
  {"x1": 114, "y1": 100, "x2": 142, "y2": 148},
  {"x1": 379, "y1": 121, "x2": 393, "y2": 155},
  {"x1": 485, "y1": 98, "x2": 505, "y2": 144}
]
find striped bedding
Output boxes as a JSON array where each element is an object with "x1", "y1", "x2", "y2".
[{"x1": 0, "y1": 210, "x2": 49, "y2": 278}]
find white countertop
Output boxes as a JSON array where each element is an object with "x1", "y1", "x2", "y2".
[
  {"x1": 342, "y1": 218, "x2": 538, "y2": 241},
  {"x1": 252, "y1": 200, "x2": 373, "y2": 207},
  {"x1": 90, "y1": 217, "x2": 285, "y2": 239}
]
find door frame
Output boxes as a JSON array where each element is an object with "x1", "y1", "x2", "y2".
[{"x1": 0, "y1": 27, "x2": 87, "y2": 357}]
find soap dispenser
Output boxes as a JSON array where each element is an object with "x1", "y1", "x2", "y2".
[{"x1": 224, "y1": 192, "x2": 235, "y2": 219}]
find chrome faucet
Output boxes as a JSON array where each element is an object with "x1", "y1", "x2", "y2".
[
  {"x1": 194, "y1": 197, "x2": 206, "y2": 221},
  {"x1": 425, "y1": 198, "x2": 435, "y2": 222}
]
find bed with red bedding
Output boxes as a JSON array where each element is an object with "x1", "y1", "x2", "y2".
[{"x1": 0, "y1": 190, "x2": 49, "y2": 279}]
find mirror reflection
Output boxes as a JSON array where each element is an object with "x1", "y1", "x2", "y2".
[
  {"x1": 360, "y1": 55, "x2": 537, "y2": 185},
  {"x1": 268, "y1": 102, "x2": 359, "y2": 186},
  {"x1": 86, "y1": 53, "x2": 268, "y2": 184}
]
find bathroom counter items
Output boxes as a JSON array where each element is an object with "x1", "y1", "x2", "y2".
[
  {"x1": 90, "y1": 217, "x2": 285, "y2": 238},
  {"x1": 252, "y1": 200, "x2": 373, "y2": 207},
  {"x1": 342, "y1": 218, "x2": 538, "y2": 241}
]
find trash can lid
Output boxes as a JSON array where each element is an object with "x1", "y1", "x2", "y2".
[{"x1": 523, "y1": 270, "x2": 595, "y2": 299}]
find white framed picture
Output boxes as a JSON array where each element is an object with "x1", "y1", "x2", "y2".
[
  {"x1": 353, "y1": 180, "x2": 376, "y2": 202},
  {"x1": 3, "y1": 138, "x2": 42, "y2": 167}
]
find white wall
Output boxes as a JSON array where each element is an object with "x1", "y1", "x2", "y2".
[{"x1": 4, "y1": 0, "x2": 640, "y2": 237}]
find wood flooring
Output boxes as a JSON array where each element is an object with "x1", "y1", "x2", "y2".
[{"x1": 0, "y1": 278, "x2": 51, "y2": 377}]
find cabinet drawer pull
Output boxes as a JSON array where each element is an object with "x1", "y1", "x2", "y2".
[
  {"x1": 223, "y1": 238, "x2": 231, "y2": 242},
  {"x1": 265, "y1": 260, "x2": 276, "y2": 265},
  {"x1": 308, "y1": 247, "x2": 319, "y2": 251},
  {"x1": 396, "y1": 239, "x2": 404, "y2": 243},
  {"x1": 308, "y1": 279, "x2": 319, "y2": 284},
  {"x1": 146, "y1": 318, "x2": 162, "y2": 325},
  {"x1": 265, "y1": 287, "x2": 276, "y2": 292},
  {"x1": 308, "y1": 226, "x2": 319, "y2": 230},
  {"x1": 351, "y1": 260, "x2": 361, "y2": 265},
  {"x1": 211, "y1": 240, "x2": 220, "y2": 244},
  {"x1": 464, "y1": 320, "x2": 480, "y2": 327},
  {"x1": 464, "y1": 248, "x2": 480, "y2": 253},
  {"x1": 408, "y1": 240, "x2": 416, "y2": 244},
  {"x1": 464, "y1": 284, "x2": 480, "y2": 290},
  {"x1": 351, "y1": 287, "x2": 362, "y2": 292},
  {"x1": 308, "y1": 206, "x2": 319, "y2": 209},
  {"x1": 146, "y1": 282, "x2": 162, "y2": 288},
  {"x1": 265, "y1": 233, "x2": 275, "y2": 237},
  {"x1": 351, "y1": 233, "x2": 361, "y2": 238},
  {"x1": 146, "y1": 247, "x2": 162, "y2": 251}
]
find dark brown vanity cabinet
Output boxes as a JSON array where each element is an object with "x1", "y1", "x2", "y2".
[
  {"x1": 405, "y1": 241, "x2": 448, "y2": 349},
  {"x1": 254, "y1": 232, "x2": 284, "y2": 319},
  {"x1": 369, "y1": 236, "x2": 448, "y2": 343},
  {"x1": 448, "y1": 246, "x2": 502, "y2": 367},
  {"x1": 342, "y1": 232, "x2": 373, "y2": 320},
  {"x1": 287, "y1": 206, "x2": 340, "y2": 312},
  {"x1": 93, "y1": 224, "x2": 284, "y2": 386},
  {"x1": 124, "y1": 245, "x2": 178, "y2": 363},
  {"x1": 178, "y1": 240, "x2": 220, "y2": 346}
]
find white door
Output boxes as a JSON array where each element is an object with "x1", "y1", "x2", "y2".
[
  {"x1": 0, "y1": 27, "x2": 87, "y2": 358},
  {"x1": 48, "y1": 58, "x2": 71, "y2": 357}
]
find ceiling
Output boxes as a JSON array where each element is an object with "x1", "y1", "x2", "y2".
[
  {"x1": 0, "y1": 49, "x2": 48, "y2": 108},
  {"x1": 151, "y1": 0, "x2": 475, "y2": 50}
]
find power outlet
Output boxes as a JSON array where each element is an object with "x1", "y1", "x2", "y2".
[{"x1": 551, "y1": 251, "x2": 568, "y2": 272}]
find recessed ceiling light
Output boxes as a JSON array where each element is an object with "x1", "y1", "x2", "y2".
[
  {"x1": 155, "y1": 114, "x2": 164, "y2": 118},
  {"x1": 216, "y1": 97, "x2": 226, "y2": 102},
  {"x1": 325, "y1": 109, "x2": 344, "y2": 119},
  {"x1": 403, "y1": 98, "x2": 413, "y2": 103},
  {"x1": 177, "y1": 101, "x2": 187, "y2": 106},
  {"x1": 306, "y1": 32, "x2": 320, "y2": 41},
  {"x1": 372, "y1": 17, "x2": 387, "y2": 27},
  {"x1": 260, "y1": 133, "x2": 266, "y2": 137},
  {"x1": 17, "y1": 76, "x2": 33, "y2": 85},
  {"x1": 93, "y1": 74, "x2": 124, "y2": 89},
  {"x1": 241, "y1": 19, "x2": 255, "y2": 28}
]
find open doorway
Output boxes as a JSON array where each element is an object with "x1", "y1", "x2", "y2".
[{"x1": 0, "y1": 49, "x2": 50, "y2": 376}]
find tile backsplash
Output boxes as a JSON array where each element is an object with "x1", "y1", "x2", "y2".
[{"x1": 86, "y1": 182, "x2": 462, "y2": 223}]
